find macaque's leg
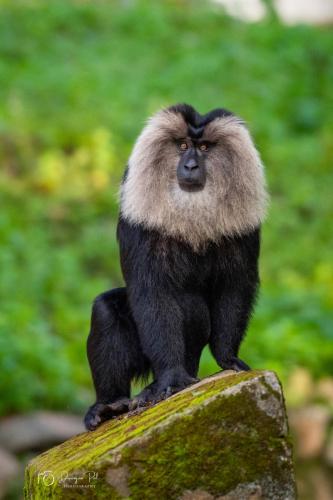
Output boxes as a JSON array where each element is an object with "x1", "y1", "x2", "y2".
[
  {"x1": 84, "y1": 288, "x2": 149, "y2": 430},
  {"x1": 209, "y1": 275, "x2": 258, "y2": 372},
  {"x1": 128, "y1": 291, "x2": 204, "y2": 408},
  {"x1": 185, "y1": 296, "x2": 210, "y2": 378}
]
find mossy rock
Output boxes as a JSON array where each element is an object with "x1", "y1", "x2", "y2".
[{"x1": 24, "y1": 370, "x2": 296, "y2": 499}]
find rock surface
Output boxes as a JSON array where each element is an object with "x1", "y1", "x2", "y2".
[
  {"x1": 0, "y1": 412, "x2": 84, "y2": 453},
  {"x1": 24, "y1": 370, "x2": 296, "y2": 499}
]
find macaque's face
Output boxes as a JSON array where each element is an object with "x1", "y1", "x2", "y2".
[{"x1": 176, "y1": 137, "x2": 209, "y2": 192}]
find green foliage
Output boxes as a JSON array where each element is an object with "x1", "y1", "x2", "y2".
[{"x1": 0, "y1": 0, "x2": 332, "y2": 415}]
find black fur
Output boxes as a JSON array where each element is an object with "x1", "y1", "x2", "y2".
[
  {"x1": 84, "y1": 216, "x2": 260, "y2": 430},
  {"x1": 168, "y1": 103, "x2": 234, "y2": 138}
]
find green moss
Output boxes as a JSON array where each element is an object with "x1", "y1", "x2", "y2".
[
  {"x1": 120, "y1": 389, "x2": 292, "y2": 500},
  {"x1": 24, "y1": 371, "x2": 295, "y2": 499}
]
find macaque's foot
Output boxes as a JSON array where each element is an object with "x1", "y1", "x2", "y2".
[
  {"x1": 128, "y1": 381, "x2": 158, "y2": 410},
  {"x1": 84, "y1": 397, "x2": 132, "y2": 430},
  {"x1": 130, "y1": 368, "x2": 199, "y2": 409},
  {"x1": 220, "y1": 357, "x2": 251, "y2": 372}
]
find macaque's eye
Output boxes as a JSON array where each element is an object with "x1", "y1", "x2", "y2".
[
  {"x1": 199, "y1": 143, "x2": 209, "y2": 152},
  {"x1": 179, "y1": 141, "x2": 188, "y2": 151}
]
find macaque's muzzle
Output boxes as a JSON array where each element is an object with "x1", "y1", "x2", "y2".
[{"x1": 177, "y1": 148, "x2": 206, "y2": 192}]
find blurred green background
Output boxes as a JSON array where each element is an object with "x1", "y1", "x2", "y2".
[{"x1": 0, "y1": 0, "x2": 332, "y2": 417}]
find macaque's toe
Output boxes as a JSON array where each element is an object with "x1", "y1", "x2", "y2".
[
  {"x1": 84, "y1": 398, "x2": 132, "y2": 430},
  {"x1": 108, "y1": 397, "x2": 132, "y2": 414},
  {"x1": 84, "y1": 403, "x2": 106, "y2": 430},
  {"x1": 130, "y1": 382, "x2": 157, "y2": 409},
  {"x1": 130, "y1": 371, "x2": 199, "y2": 411},
  {"x1": 220, "y1": 357, "x2": 251, "y2": 372}
]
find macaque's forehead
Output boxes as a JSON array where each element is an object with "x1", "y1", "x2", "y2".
[
  {"x1": 150, "y1": 104, "x2": 239, "y2": 142},
  {"x1": 156, "y1": 112, "x2": 188, "y2": 138}
]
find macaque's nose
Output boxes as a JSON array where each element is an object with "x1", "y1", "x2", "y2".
[{"x1": 184, "y1": 158, "x2": 199, "y2": 171}]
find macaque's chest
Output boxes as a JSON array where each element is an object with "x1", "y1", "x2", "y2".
[{"x1": 155, "y1": 239, "x2": 223, "y2": 291}]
